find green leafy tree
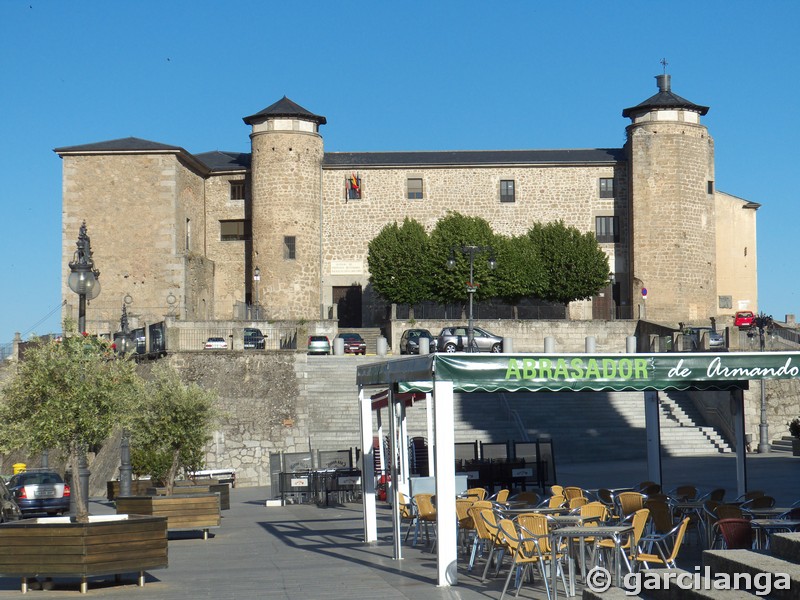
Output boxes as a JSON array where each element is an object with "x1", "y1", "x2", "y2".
[
  {"x1": 429, "y1": 212, "x2": 499, "y2": 305},
  {"x1": 367, "y1": 218, "x2": 433, "y2": 316},
  {"x1": 493, "y1": 234, "x2": 546, "y2": 318},
  {"x1": 129, "y1": 363, "x2": 217, "y2": 493},
  {"x1": 0, "y1": 327, "x2": 142, "y2": 522},
  {"x1": 527, "y1": 220, "x2": 610, "y2": 309}
]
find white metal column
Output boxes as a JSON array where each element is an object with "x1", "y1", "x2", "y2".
[
  {"x1": 433, "y1": 380, "x2": 457, "y2": 586},
  {"x1": 359, "y1": 387, "x2": 377, "y2": 542},
  {"x1": 426, "y1": 392, "x2": 435, "y2": 477}
]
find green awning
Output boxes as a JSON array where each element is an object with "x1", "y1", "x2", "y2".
[{"x1": 358, "y1": 352, "x2": 800, "y2": 393}]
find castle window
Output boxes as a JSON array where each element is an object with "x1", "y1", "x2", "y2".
[
  {"x1": 500, "y1": 180, "x2": 515, "y2": 203},
  {"x1": 599, "y1": 178, "x2": 614, "y2": 198},
  {"x1": 346, "y1": 173, "x2": 362, "y2": 200},
  {"x1": 407, "y1": 178, "x2": 424, "y2": 200},
  {"x1": 284, "y1": 236, "x2": 296, "y2": 260},
  {"x1": 186, "y1": 218, "x2": 191, "y2": 251},
  {"x1": 230, "y1": 180, "x2": 245, "y2": 201},
  {"x1": 707, "y1": 180, "x2": 715, "y2": 194},
  {"x1": 595, "y1": 216, "x2": 619, "y2": 243},
  {"x1": 220, "y1": 220, "x2": 248, "y2": 241}
]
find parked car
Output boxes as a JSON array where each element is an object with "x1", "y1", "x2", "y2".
[
  {"x1": 204, "y1": 337, "x2": 228, "y2": 350},
  {"x1": 0, "y1": 477, "x2": 21, "y2": 522},
  {"x1": 734, "y1": 311, "x2": 755, "y2": 329},
  {"x1": 399, "y1": 328, "x2": 435, "y2": 354},
  {"x1": 686, "y1": 327, "x2": 726, "y2": 350},
  {"x1": 336, "y1": 333, "x2": 367, "y2": 355},
  {"x1": 244, "y1": 327, "x2": 266, "y2": 350},
  {"x1": 7, "y1": 470, "x2": 70, "y2": 517},
  {"x1": 435, "y1": 326, "x2": 503, "y2": 353},
  {"x1": 307, "y1": 335, "x2": 331, "y2": 355}
]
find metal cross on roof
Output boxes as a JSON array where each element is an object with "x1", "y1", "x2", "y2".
[{"x1": 660, "y1": 57, "x2": 669, "y2": 74}]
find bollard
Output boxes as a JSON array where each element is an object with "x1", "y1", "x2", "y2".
[
  {"x1": 544, "y1": 336, "x2": 555, "y2": 353},
  {"x1": 585, "y1": 336, "x2": 596, "y2": 353},
  {"x1": 377, "y1": 336, "x2": 388, "y2": 356},
  {"x1": 334, "y1": 337, "x2": 345, "y2": 355},
  {"x1": 502, "y1": 337, "x2": 512, "y2": 353},
  {"x1": 626, "y1": 336, "x2": 637, "y2": 353},
  {"x1": 419, "y1": 337, "x2": 430, "y2": 355}
]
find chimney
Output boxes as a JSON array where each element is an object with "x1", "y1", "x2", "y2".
[{"x1": 656, "y1": 74, "x2": 671, "y2": 92}]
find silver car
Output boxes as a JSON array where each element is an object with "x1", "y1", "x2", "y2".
[{"x1": 435, "y1": 326, "x2": 503, "y2": 353}]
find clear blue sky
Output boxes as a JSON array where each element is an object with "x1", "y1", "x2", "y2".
[{"x1": 1, "y1": 1, "x2": 798, "y2": 346}]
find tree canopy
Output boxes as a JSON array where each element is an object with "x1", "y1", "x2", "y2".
[
  {"x1": 0, "y1": 330, "x2": 142, "y2": 520},
  {"x1": 367, "y1": 217, "x2": 432, "y2": 305},
  {"x1": 129, "y1": 363, "x2": 217, "y2": 492},
  {"x1": 365, "y1": 212, "x2": 610, "y2": 313},
  {"x1": 527, "y1": 220, "x2": 610, "y2": 306}
]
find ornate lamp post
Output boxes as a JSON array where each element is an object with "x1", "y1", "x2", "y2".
[
  {"x1": 253, "y1": 266, "x2": 261, "y2": 319},
  {"x1": 67, "y1": 222, "x2": 101, "y2": 334},
  {"x1": 754, "y1": 312, "x2": 773, "y2": 453},
  {"x1": 447, "y1": 245, "x2": 496, "y2": 352}
]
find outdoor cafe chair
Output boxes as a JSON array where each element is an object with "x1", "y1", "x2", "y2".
[
  {"x1": 466, "y1": 487, "x2": 488, "y2": 501},
  {"x1": 510, "y1": 513, "x2": 570, "y2": 600},
  {"x1": 636, "y1": 517, "x2": 691, "y2": 570},
  {"x1": 734, "y1": 490, "x2": 765, "y2": 503},
  {"x1": 456, "y1": 498, "x2": 476, "y2": 553},
  {"x1": 742, "y1": 495, "x2": 776, "y2": 511},
  {"x1": 467, "y1": 501, "x2": 495, "y2": 573},
  {"x1": 478, "y1": 506, "x2": 508, "y2": 581},
  {"x1": 490, "y1": 489, "x2": 510, "y2": 504},
  {"x1": 546, "y1": 494, "x2": 566, "y2": 509},
  {"x1": 644, "y1": 499, "x2": 675, "y2": 536},
  {"x1": 397, "y1": 492, "x2": 418, "y2": 544},
  {"x1": 563, "y1": 486, "x2": 585, "y2": 501},
  {"x1": 615, "y1": 491, "x2": 645, "y2": 523},
  {"x1": 697, "y1": 488, "x2": 726, "y2": 503},
  {"x1": 597, "y1": 507, "x2": 650, "y2": 574},
  {"x1": 568, "y1": 496, "x2": 589, "y2": 510},
  {"x1": 714, "y1": 518, "x2": 754, "y2": 550},
  {"x1": 715, "y1": 503, "x2": 745, "y2": 520},
  {"x1": 668, "y1": 485, "x2": 698, "y2": 501},
  {"x1": 413, "y1": 493, "x2": 437, "y2": 546}
]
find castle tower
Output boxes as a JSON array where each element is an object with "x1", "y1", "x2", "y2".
[
  {"x1": 243, "y1": 97, "x2": 326, "y2": 320},
  {"x1": 624, "y1": 74, "x2": 716, "y2": 324}
]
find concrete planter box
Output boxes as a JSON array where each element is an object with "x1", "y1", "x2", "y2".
[
  {"x1": 792, "y1": 438, "x2": 800, "y2": 456},
  {"x1": 116, "y1": 493, "x2": 221, "y2": 539},
  {"x1": 0, "y1": 514, "x2": 168, "y2": 593}
]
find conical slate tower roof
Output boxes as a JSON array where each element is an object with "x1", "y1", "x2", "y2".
[
  {"x1": 622, "y1": 74, "x2": 709, "y2": 118},
  {"x1": 243, "y1": 96, "x2": 327, "y2": 126}
]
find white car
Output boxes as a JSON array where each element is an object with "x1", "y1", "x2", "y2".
[{"x1": 204, "y1": 337, "x2": 227, "y2": 350}]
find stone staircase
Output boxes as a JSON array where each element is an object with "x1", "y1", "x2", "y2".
[
  {"x1": 336, "y1": 327, "x2": 383, "y2": 355},
  {"x1": 770, "y1": 436, "x2": 794, "y2": 454},
  {"x1": 659, "y1": 392, "x2": 733, "y2": 455},
  {"x1": 585, "y1": 532, "x2": 800, "y2": 599},
  {"x1": 298, "y1": 357, "x2": 733, "y2": 462}
]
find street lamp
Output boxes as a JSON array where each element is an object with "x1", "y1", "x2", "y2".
[
  {"x1": 447, "y1": 245, "x2": 496, "y2": 352},
  {"x1": 754, "y1": 312, "x2": 773, "y2": 453},
  {"x1": 114, "y1": 304, "x2": 136, "y2": 355},
  {"x1": 253, "y1": 266, "x2": 261, "y2": 320},
  {"x1": 67, "y1": 221, "x2": 101, "y2": 334}
]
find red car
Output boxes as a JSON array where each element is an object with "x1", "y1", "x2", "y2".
[
  {"x1": 336, "y1": 333, "x2": 366, "y2": 355},
  {"x1": 734, "y1": 311, "x2": 755, "y2": 329}
]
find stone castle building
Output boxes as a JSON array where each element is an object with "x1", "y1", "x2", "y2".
[{"x1": 57, "y1": 74, "x2": 758, "y2": 334}]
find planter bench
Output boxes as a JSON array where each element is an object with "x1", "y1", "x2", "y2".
[
  {"x1": 116, "y1": 493, "x2": 221, "y2": 540},
  {"x1": 171, "y1": 481, "x2": 231, "y2": 510},
  {"x1": 0, "y1": 514, "x2": 167, "y2": 594},
  {"x1": 106, "y1": 479, "x2": 153, "y2": 501}
]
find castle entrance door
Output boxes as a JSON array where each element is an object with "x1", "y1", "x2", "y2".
[{"x1": 333, "y1": 285, "x2": 362, "y2": 328}]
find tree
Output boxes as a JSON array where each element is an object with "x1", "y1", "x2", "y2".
[
  {"x1": 367, "y1": 218, "x2": 433, "y2": 315},
  {"x1": 493, "y1": 234, "x2": 546, "y2": 318},
  {"x1": 129, "y1": 363, "x2": 217, "y2": 493},
  {"x1": 527, "y1": 220, "x2": 610, "y2": 309},
  {"x1": 0, "y1": 328, "x2": 142, "y2": 522},
  {"x1": 428, "y1": 212, "x2": 499, "y2": 305}
]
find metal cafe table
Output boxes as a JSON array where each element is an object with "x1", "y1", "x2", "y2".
[{"x1": 550, "y1": 523, "x2": 633, "y2": 599}]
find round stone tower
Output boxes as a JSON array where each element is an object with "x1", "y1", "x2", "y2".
[
  {"x1": 243, "y1": 97, "x2": 326, "y2": 320},
  {"x1": 624, "y1": 74, "x2": 716, "y2": 324}
]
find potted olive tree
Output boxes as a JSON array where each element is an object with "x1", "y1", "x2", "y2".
[
  {"x1": 117, "y1": 363, "x2": 221, "y2": 537},
  {"x1": 788, "y1": 418, "x2": 800, "y2": 456},
  {"x1": 0, "y1": 327, "x2": 167, "y2": 592}
]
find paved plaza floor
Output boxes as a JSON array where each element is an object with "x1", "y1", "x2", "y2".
[{"x1": 0, "y1": 453, "x2": 796, "y2": 599}]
